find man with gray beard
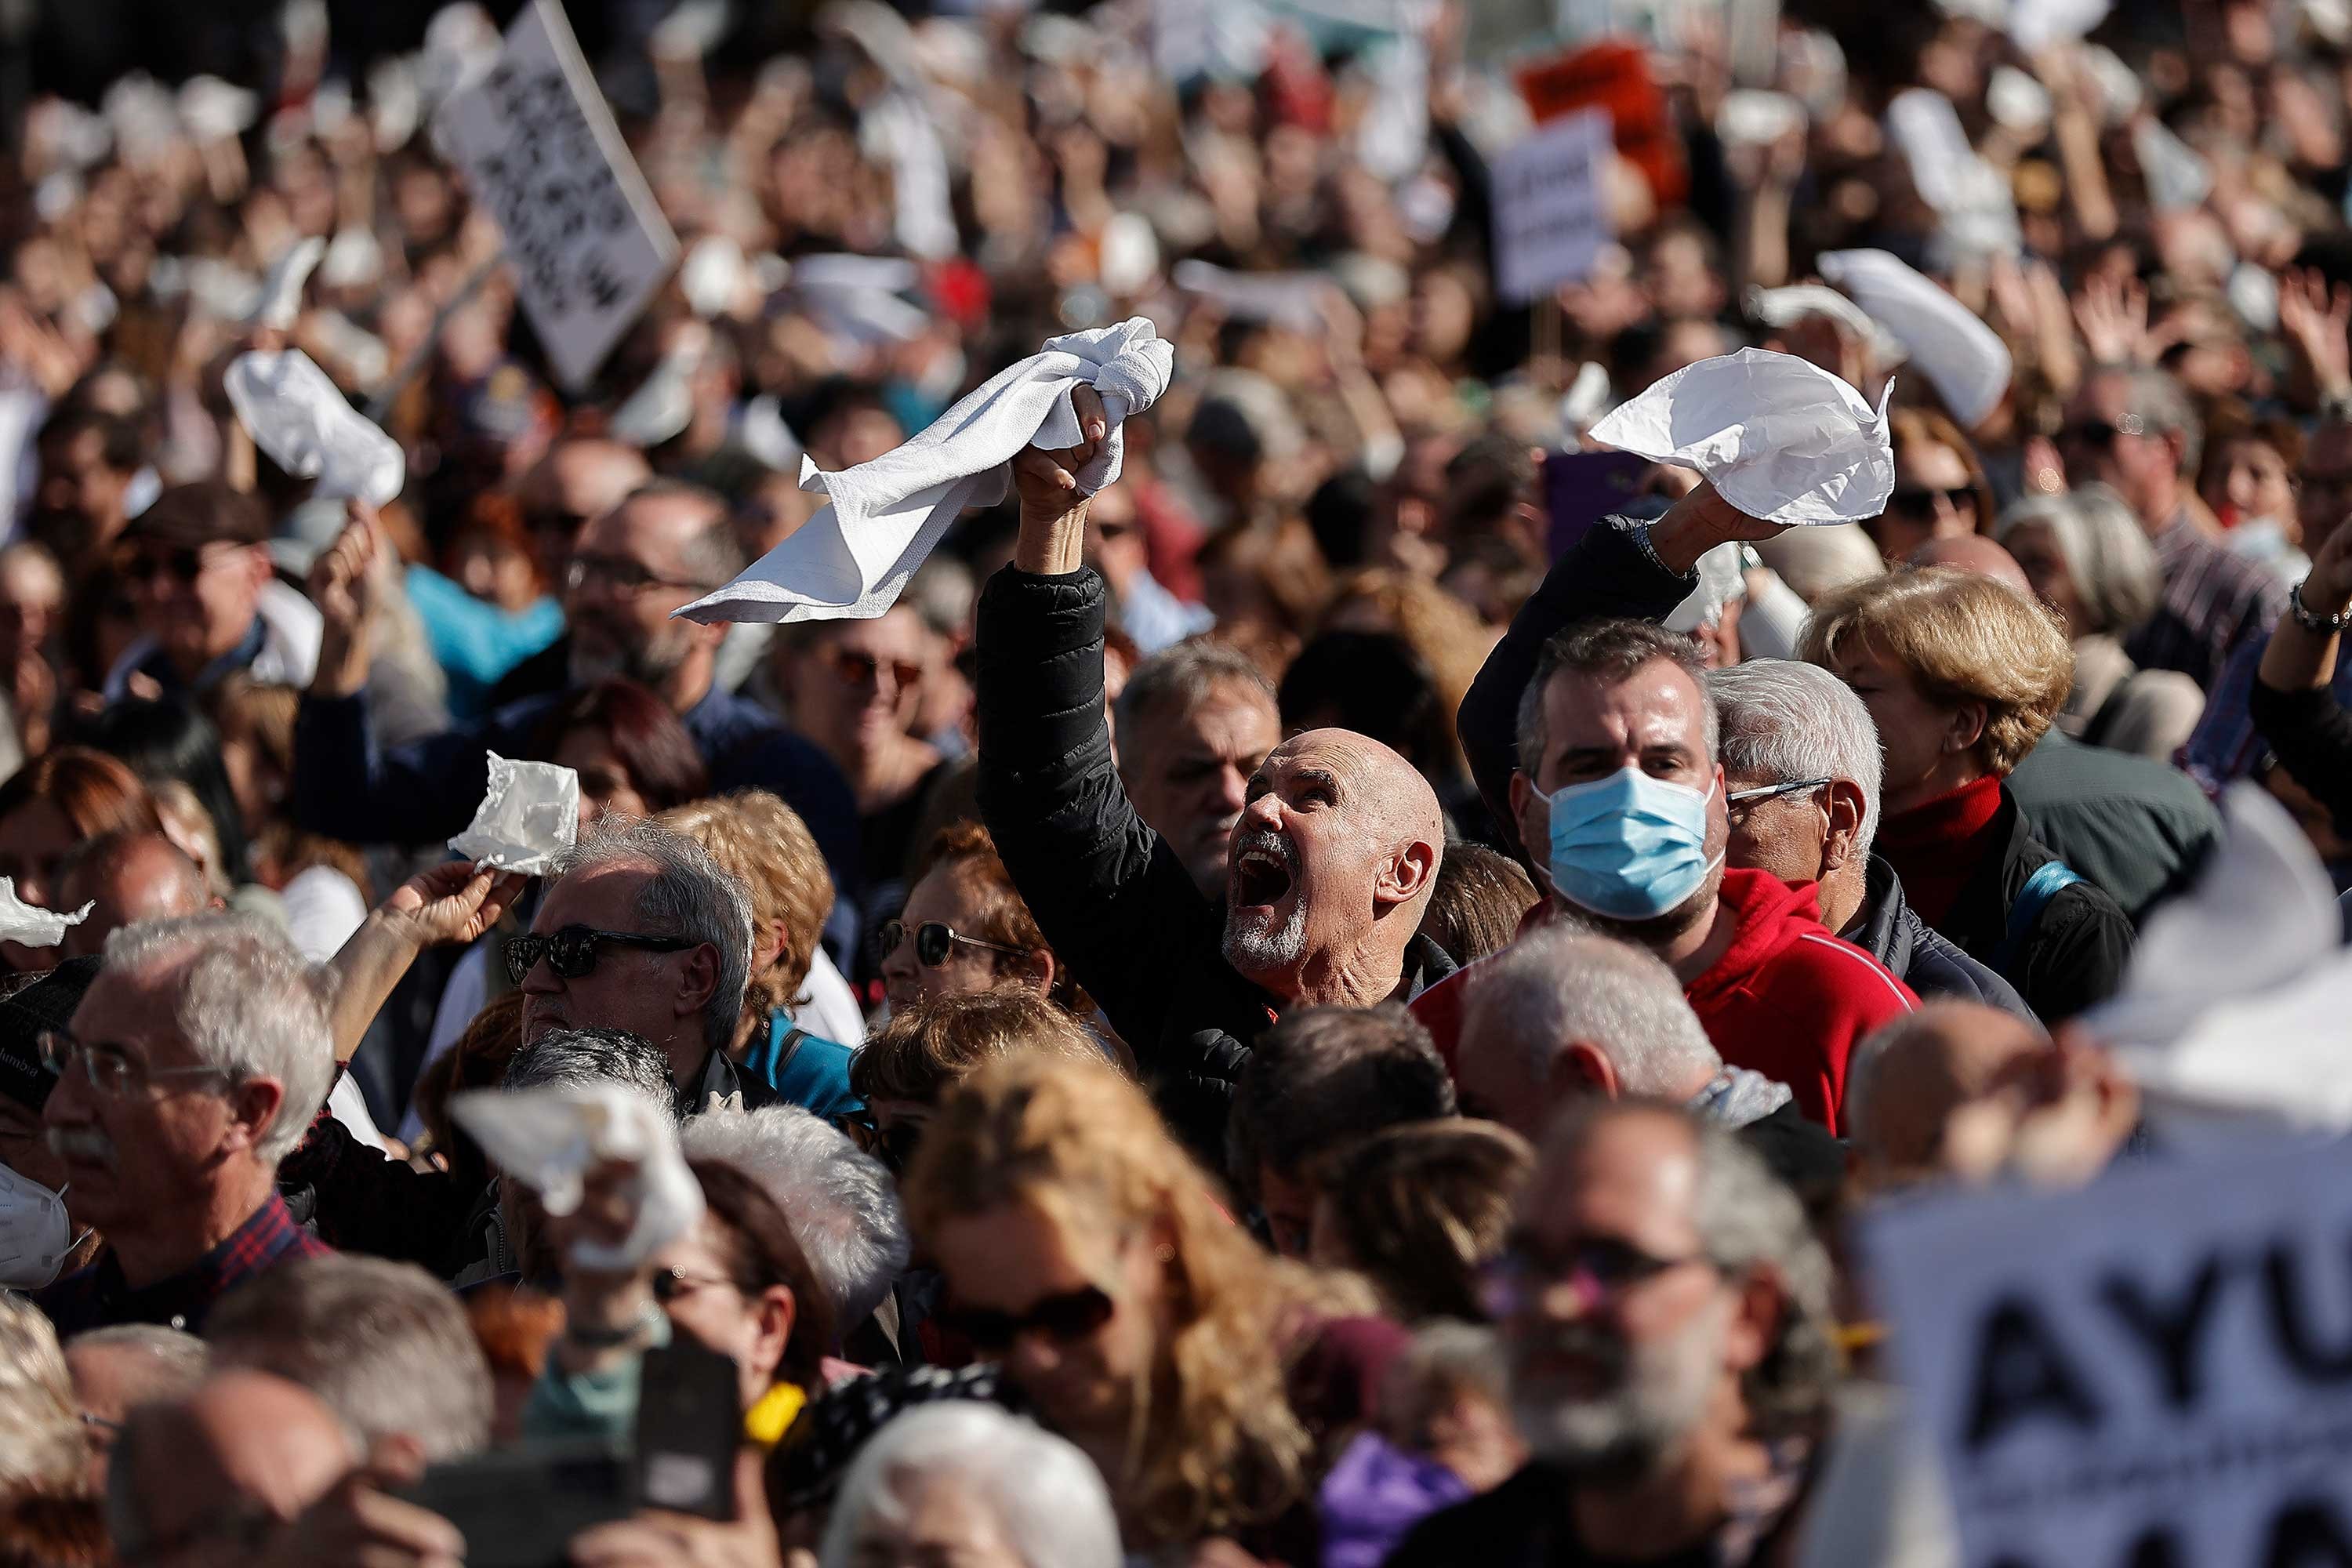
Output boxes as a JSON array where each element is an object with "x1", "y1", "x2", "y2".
[
  {"x1": 976, "y1": 384, "x2": 1454, "y2": 1156},
  {"x1": 1389, "y1": 1098, "x2": 1840, "y2": 1567}
]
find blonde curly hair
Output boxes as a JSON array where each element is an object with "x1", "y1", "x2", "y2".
[
  {"x1": 902, "y1": 1053, "x2": 1370, "y2": 1548},
  {"x1": 1798, "y1": 568, "x2": 2073, "y2": 777}
]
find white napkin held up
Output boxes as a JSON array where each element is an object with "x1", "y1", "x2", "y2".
[
  {"x1": 448, "y1": 753, "x2": 579, "y2": 873},
  {"x1": 0, "y1": 880, "x2": 90, "y2": 949},
  {"x1": 452, "y1": 1083, "x2": 703, "y2": 1271},
  {"x1": 1817, "y1": 249, "x2": 2013, "y2": 430},
  {"x1": 1587, "y1": 348, "x2": 1896, "y2": 525},
  {"x1": 677, "y1": 317, "x2": 1174, "y2": 625},
  {"x1": 223, "y1": 349, "x2": 405, "y2": 506}
]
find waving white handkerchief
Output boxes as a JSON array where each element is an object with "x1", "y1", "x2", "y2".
[
  {"x1": 1817, "y1": 249, "x2": 2013, "y2": 430},
  {"x1": 448, "y1": 753, "x2": 579, "y2": 873},
  {"x1": 0, "y1": 880, "x2": 90, "y2": 949},
  {"x1": 249, "y1": 237, "x2": 324, "y2": 329},
  {"x1": 223, "y1": 348, "x2": 405, "y2": 506},
  {"x1": 1745, "y1": 284, "x2": 1908, "y2": 371},
  {"x1": 1587, "y1": 348, "x2": 1896, "y2": 525},
  {"x1": 452, "y1": 1083, "x2": 704, "y2": 1270},
  {"x1": 677, "y1": 317, "x2": 1174, "y2": 625}
]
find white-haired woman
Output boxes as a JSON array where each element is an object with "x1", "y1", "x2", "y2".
[
  {"x1": 819, "y1": 1403, "x2": 1122, "y2": 1568},
  {"x1": 1995, "y1": 485, "x2": 2205, "y2": 760}
]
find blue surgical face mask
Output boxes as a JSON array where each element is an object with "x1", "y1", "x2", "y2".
[{"x1": 1531, "y1": 766, "x2": 1722, "y2": 921}]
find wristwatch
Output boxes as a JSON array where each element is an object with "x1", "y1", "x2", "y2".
[{"x1": 2291, "y1": 579, "x2": 2352, "y2": 634}]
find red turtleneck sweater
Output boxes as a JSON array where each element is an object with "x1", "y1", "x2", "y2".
[{"x1": 1876, "y1": 774, "x2": 2005, "y2": 928}]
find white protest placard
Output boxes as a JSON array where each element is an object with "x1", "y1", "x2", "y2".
[
  {"x1": 1490, "y1": 110, "x2": 1612, "y2": 307},
  {"x1": 1866, "y1": 1138, "x2": 2352, "y2": 1568},
  {"x1": 434, "y1": 0, "x2": 677, "y2": 390}
]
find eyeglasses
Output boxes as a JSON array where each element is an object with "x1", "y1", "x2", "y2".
[
  {"x1": 504, "y1": 925, "x2": 697, "y2": 985},
  {"x1": 1885, "y1": 485, "x2": 1977, "y2": 520},
  {"x1": 2058, "y1": 412, "x2": 2147, "y2": 451},
  {"x1": 880, "y1": 920, "x2": 1029, "y2": 968},
  {"x1": 839, "y1": 1109, "x2": 923, "y2": 1170},
  {"x1": 1480, "y1": 1236, "x2": 1715, "y2": 1319},
  {"x1": 1725, "y1": 777, "x2": 1831, "y2": 825},
  {"x1": 564, "y1": 553, "x2": 715, "y2": 597},
  {"x1": 650, "y1": 1266, "x2": 738, "y2": 1305},
  {"x1": 38, "y1": 1029, "x2": 230, "y2": 1100},
  {"x1": 939, "y1": 1284, "x2": 1116, "y2": 1352},
  {"x1": 819, "y1": 647, "x2": 923, "y2": 690}
]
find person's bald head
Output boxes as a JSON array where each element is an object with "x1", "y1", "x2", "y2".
[
  {"x1": 1907, "y1": 534, "x2": 2033, "y2": 599},
  {"x1": 1221, "y1": 727, "x2": 1444, "y2": 1002},
  {"x1": 58, "y1": 832, "x2": 211, "y2": 960},
  {"x1": 109, "y1": 1370, "x2": 357, "y2": 1561},
  {"x1": 1845, "y1": 1001, "x2": 2047, "y2": 1188}
]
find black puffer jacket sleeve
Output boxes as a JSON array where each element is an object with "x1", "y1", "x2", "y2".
[
  {"x1": 2251, "y1": 677, "x2": 2352, "y2": 833},
  {"x1": 1458, "y1": 517, "x2": 1697, "y2": 851},
  {"x1": 2012, "y1": 878, "x2": 2136, "y2": 1025},
  {"x1": 975, "y1": 564, "x2": 1250, "y2": 1065}
]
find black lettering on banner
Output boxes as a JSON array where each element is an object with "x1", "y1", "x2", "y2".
[
  {"x1": 1963, "y1": 1296, "x2": 2103, "y2": 1451},
  {"x1": 2266, "y1": 1499, "x2": 2352, "y2": 1566},
  {"x1": 2265, "y1": 1242, "x2": 2352, "y2": 1381},
  {"x1": 2101, "y1": 1257, "x2": 2224, "y2": 1408}
]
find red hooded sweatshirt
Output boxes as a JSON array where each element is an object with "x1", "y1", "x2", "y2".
[{"x1": 1410, "y1": 868, "x2": 1916, "y2": 1134}]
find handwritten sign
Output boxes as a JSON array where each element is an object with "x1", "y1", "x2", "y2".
[
  {"x1": 435, "y1": 0, "x2": 677, "y2": 390},
  {"x1": 1517, "y1": 42, "x2": 1686, "y2": 208},
  {"x1": 1865, "y1": 1137, "x2": 2352, "y2": 1567},
  {"x1": 1489, "y1": 111, "x2": 1611, "y2": 307}
]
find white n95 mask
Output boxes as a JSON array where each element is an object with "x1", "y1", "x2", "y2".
[{"x1": 0, "y1": 1162, "x2": 75, "y2": 1290}]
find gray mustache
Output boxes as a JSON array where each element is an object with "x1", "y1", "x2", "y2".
[{"x1": 46, "y1": 1127, "x2": 116, "y2": 1169}]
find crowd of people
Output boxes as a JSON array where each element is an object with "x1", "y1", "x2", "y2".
[{"x1": 0, "y1": 0, "x2": 2347, "y2": 1563}]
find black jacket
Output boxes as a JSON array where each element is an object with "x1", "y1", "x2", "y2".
[
  {"x1": 1934, "y1": 787, "x2": 2135, "y2": 1025},
  {"x1": 1846, "y1": 855, "x2": 2037, "y2": 1024},
  {"x1": 975, "y1": 564, "x2": 1453, "y2": 1156}
]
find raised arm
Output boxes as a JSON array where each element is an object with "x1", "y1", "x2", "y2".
[
  {"x1": 325, "y1": 860, "x2": 528, "y2": 1065},
  {"x1": 975, "y1": 390, "x2": 1238, "y2": 1051}
]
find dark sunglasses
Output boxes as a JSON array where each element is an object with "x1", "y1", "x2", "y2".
[
  {"x1": 939, "y1": 1284, "x2": 1116, "y2": 1352},
  {"x1": 504, "y1": 924, "x2": 695, "y2": 985},
  {"x1": 1886, "y1": 485, "x2": 1976, "y2": 520},
  {"x1": 821, "y1": 647, "x2": 922, "y2": 690},
  {"x1": 839, "y1": 1109, "x2": 924, "y2": 1170},
  {"x1": 2058, "y1": 413, "x2": 2147, "y2": 452},
  {"x1": 880, "y1": 919, "x2": 1028, "y2": 968},
  {"x1": 116, "y1": 544, "x2": 229, "y2": 586}
]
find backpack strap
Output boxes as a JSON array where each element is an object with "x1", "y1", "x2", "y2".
[{"x1": 1994, "y1": 861, "x2": 2085, "y2": 981}]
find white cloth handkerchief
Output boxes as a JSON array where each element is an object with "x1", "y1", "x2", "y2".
[
  {"x1": 250, "y1": 238, "x2": 324, "y2": 329},
  {"x1": 1817, "y1": 249, "x2": 2013, "y2": 429},
  {"x1": 447, "y1": 753, "x2": 579, "y2": 873},
  {"x1": 1746, "y1": 284, "x2": 1908, "y2": 369},
  {"x1": 1587, "y1": 348, "x2": 1896, "y2": 525},
  {"x1": 452, "y1": 1083, "x2": 703, "y2": 1270},
  {"x1": 677, "y1": 317, "x2": 1174, "y2": 625},
  {"x1": 0, "y1": 880, "x2": 90, "y2": 949},
  {"x1": 223, "y1": 349, "x2": 405, "y2": 506}
]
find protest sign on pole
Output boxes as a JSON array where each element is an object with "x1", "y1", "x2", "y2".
[
  {"x1": 434, "y1": 0, "x2": 678, "y2": 392},
  {"x1": 1865, "y1": 1137, "x2": 2352, "y2": 1567},
  {"x1": 1489, "y1": 110, "x2": 1612, "y2": 307},
  {"x1": 1518, "y1": 40, "x2": 1688, "y2": 208}
]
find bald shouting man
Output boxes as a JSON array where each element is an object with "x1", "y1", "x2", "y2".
[{"x1": 978, "y1": 387, "x2": 1452, "y2": 1155}]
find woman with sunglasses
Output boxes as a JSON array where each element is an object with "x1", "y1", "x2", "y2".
[
  {"x1": 880, "y1": 821, "x2": 1087, "y2": 1019},
  {"x1": 528, "y1": 677, "x2": 710, "y2": 826},
  {"x1": 904, "y1": 1051, "x2": 1398, "y2": 1561},
  {"x1": 0, "y1": 747, "x2": 164, "y2": 971},
  {"x1": 1866, "y1": 408, "x2": 1998, "y2": 566},
  {"x1": 530, "y1": 1156, "x2": 836, "y2": 1445}
]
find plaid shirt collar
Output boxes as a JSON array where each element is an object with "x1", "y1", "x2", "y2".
[{"x1": 34, "y1": 1191, "x2": 328, "y2": 1335}]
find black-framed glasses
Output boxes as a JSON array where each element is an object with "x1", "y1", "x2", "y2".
[
  {"x1": 564, "y1": 553, "x2": 714, "y2": 597},
  {"x1": 650, "y1": 1266, "x2": 737, "y2": 1305},
  {"x1": 880, "y1": 920, "x2": 1029, "y2": 969},
  {"x1": 838, "y1": 1108, "x2": 923, "y2": 1171},
  {"x1": 504, "y1": 925, "x2": 696, "y2": 985},
  {"x1": 938, "y1": 1284, "x2": 1116, "y2": 1352},
  {"x1": 1480, "y1": 1236, "x2": 1716, "y2": 1319},
  {"x1": 1885, "y1": 485, "x2": 1976, "y2": 520},
  {"x1": 38, "y1": 1029, "x2": 230, "y2": 1100},
  {"x1": 115, "y1": 542, "x2": 240, "y2": 587},
  {"x1": 1725, "y1": 777, "x2": 1831, "y2": 825}
]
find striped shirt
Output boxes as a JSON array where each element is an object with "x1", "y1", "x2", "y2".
[{"x1": 2123, "y1": 510, "x2": 2287, "y2": 693}]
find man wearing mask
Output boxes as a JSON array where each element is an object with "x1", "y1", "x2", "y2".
[
  {"x1": 1420, "y1": 612, "x2": 1915, "y2": 1131},
  {"x1": 1388, "y1": 1099, "x2": 1839, "y2": 1566},
  {"x1": 292, "y1": 485, "x2": 859, "y2": 902}
]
